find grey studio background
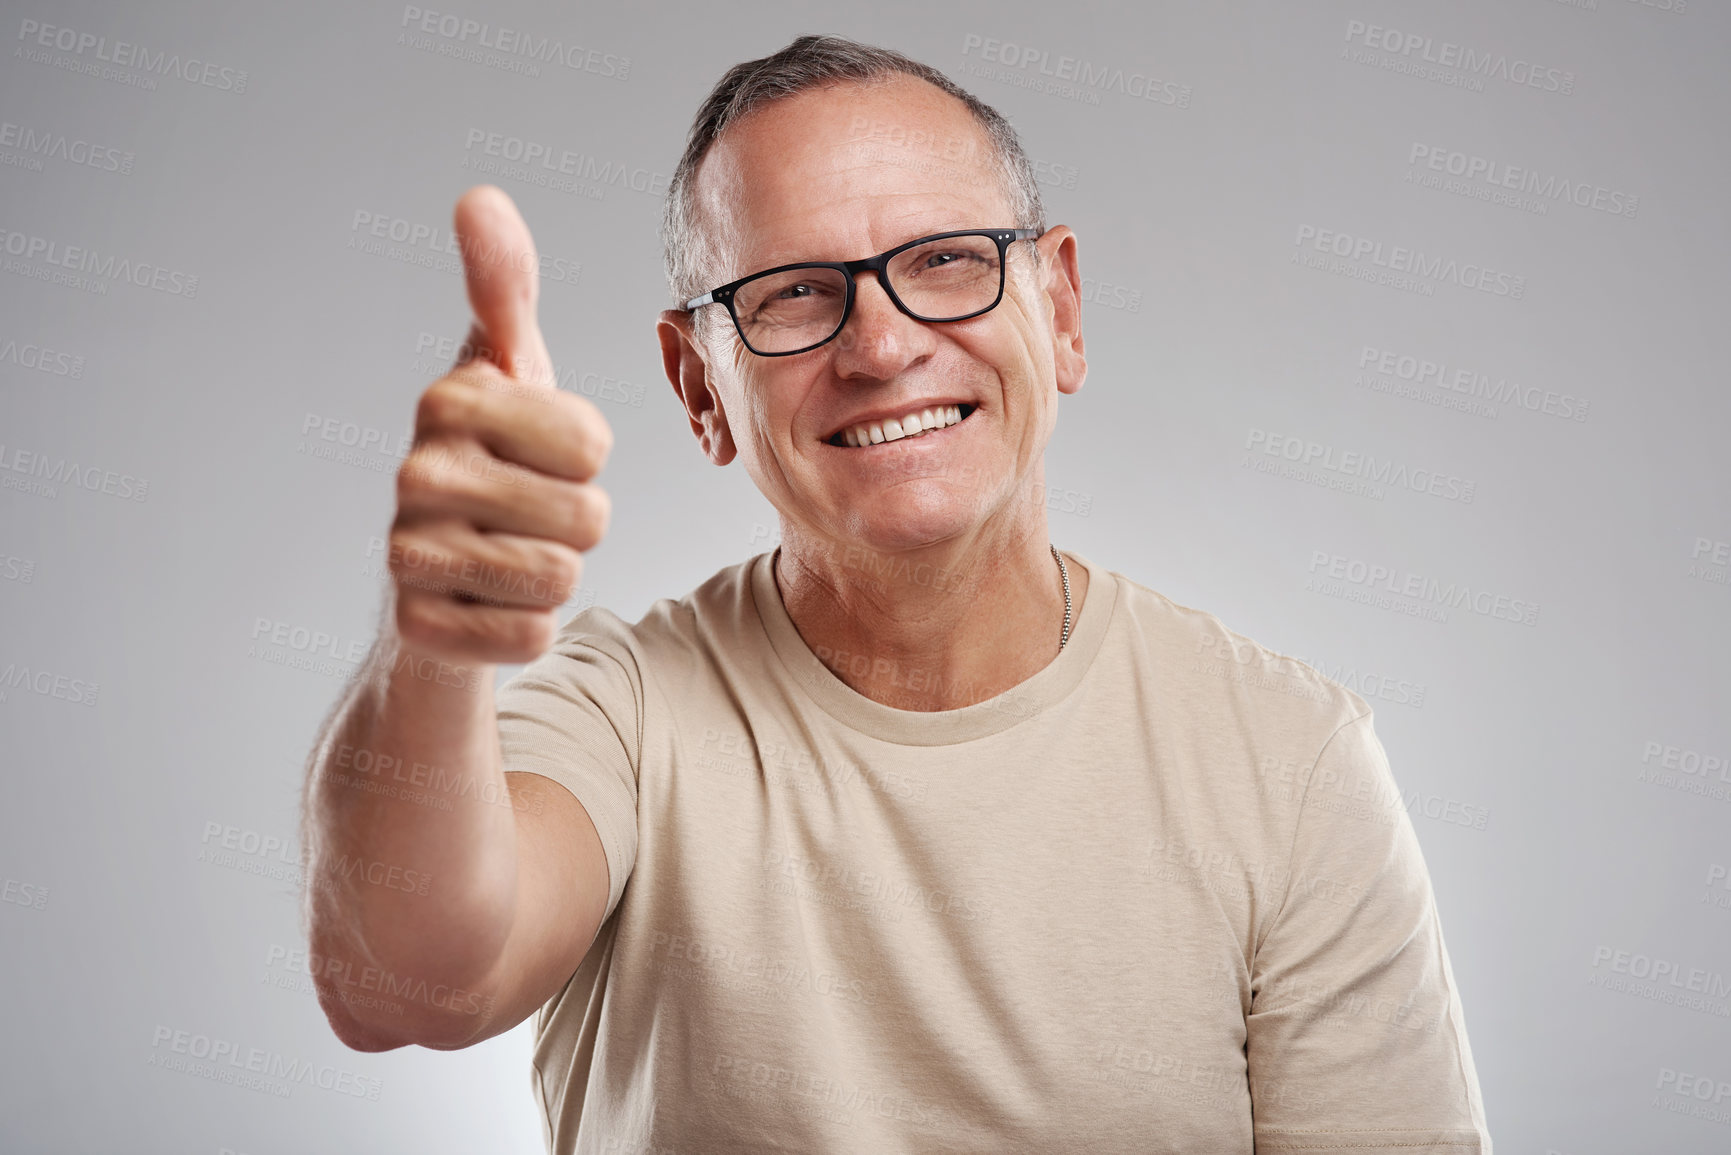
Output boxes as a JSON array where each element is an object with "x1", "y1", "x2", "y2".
[{"x1": 1, "y1": 0, "x2": 1727, "y2": 1152}]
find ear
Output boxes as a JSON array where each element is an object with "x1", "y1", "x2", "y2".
[
  {"x1": 1036, "y1": 226, "x2": 1086, "y2": 395},
  {"x1": 657, "y1": 309, "x2": 736, "y2": 465}
]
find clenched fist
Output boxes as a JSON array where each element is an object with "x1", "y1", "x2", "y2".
[{"x1": 388, "y1": 185, "x2": 613, "y2": 665}]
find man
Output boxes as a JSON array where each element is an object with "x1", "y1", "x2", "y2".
[{"x1": 302, "y1": 34, "x2": 1491, "y2": 1154}]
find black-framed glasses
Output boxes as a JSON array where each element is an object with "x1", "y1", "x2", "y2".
[{"x1": 681, "y1": 227, "x2": 1043, "y2": 356}]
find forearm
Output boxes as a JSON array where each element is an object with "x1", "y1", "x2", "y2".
[{"x1": 299, "y1": 614, "x2": 520, "y2": 1042}]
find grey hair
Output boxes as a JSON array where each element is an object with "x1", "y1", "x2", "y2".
[{"x1": 660, "y1": 33, "x2": 1046, "y2": 316}]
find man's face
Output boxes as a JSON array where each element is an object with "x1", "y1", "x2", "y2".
[{"x1": 659, "y1": 74, "x2": 1084, "y2": 557}]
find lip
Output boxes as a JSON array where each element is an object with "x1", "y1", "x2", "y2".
[{"x1": 821, "y1": 400, "x2": 977, "y2": 445}]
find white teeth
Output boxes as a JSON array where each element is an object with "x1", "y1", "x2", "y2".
[{"x1": 837, "y1": 404, "x2": 965, "y2": 447}]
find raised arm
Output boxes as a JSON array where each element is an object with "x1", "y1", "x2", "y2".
[{"x1": 299, "y1": 186, "x2": 616, "y2": 1052}]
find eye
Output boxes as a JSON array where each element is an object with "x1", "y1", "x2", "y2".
[{"x1": 774, "y1": 282, "x2": 816, "y2": 300}]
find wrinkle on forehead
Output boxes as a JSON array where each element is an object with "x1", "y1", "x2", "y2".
[{"x1": 687, "y1": 76, "x2": 1012, "y2": 285}]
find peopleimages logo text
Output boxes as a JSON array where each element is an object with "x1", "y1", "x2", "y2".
[
  {"x1": 398, "y1": 6, "x2": 630, "y2": 78},
  {"x1": 1343, "y1": 20, "x2": 1574, "y2": 94},
  {"x1": 960, "y1": 34, "x2": 1192, "y2": 107},
  {"x1": 1308, "y1": 551, "x2": 1540, "y2": 626},
  {"x1": 1295, "y1": 225, "x2": 1525, "y2": 299},
  {"x1": 0, "y1": 120, "x2": 134, "y2": 174},
  {"x1": 0, "y1": 227, "x2": 198, "y2": 297},
  {"x1": 16, "y1": 19, "x2": 248, "y2": 91},
  {"x1": 1408, "y1": 144, "x2": 1637, "y2": 219}
]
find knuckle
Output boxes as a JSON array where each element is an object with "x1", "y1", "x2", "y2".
[
  {"x1": 543, "y1": 544, "x2": 582, "y2": 601},
  {"x1": 388, "y1": 537, "x2": 453, "y2": 597},
  {"x1": 384, "y1": 533, "x2": 414, "y2": 578},
  {"x1": 416, "y1": 381, "x2": 454, "y2": 434},
  {"x1": 487, "y1": 455, "x2": 528, "y2": 491},
  {"x1": 565, "y1": 484, "x2": 607, "y2": 549},
  {"x1": 396, "y1": 449, "x2": 443, "y2": 504},
  {"x1": 588, "y1": 484, "x2": 612, "y2": 540},
  {"x1": 561, "y1": 394, "x2": 612, "y2": 473},
  {"x1": 400, "y1": 443, "x2": 479, "y2": 508},
  {"x1": 589, "y1": 407, "x2": 615, "y2": 467},
  {"x1": 418, "y1": 378, "x2": 480, "y2": 435},
  {"x1": 590, "y1": 413, "x2": 615, "y2": 470},
  {"x1": 393, "y1": 592, "x2": 441, "y2": 648},
  {"x1": 520, "y1": 611, "x2": 559, "y2": 657}
]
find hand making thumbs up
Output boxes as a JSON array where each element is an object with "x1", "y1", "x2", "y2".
[{"x1": 387, "y1": 185, "x2": 613, "y2": 666}]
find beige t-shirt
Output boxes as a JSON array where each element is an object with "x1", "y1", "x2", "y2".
[{"x1": 495, "y1": 548, "x2": 1491, "y2": 1154}]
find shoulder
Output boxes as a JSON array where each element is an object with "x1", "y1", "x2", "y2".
[
  {"x1": 1099, "y1": 566, "x2": 1371, "y2": 735},
  {"x1": 545, "y1": 554, "x2": 761, "y2": 674}
]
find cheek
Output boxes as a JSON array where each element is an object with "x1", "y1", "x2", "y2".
[
  {"x1": 983, "y1": 294, "x2": 1044, "y2": 359},
  {"x1": 731, "y1": 371, "x2": 807, "y2": 465}
]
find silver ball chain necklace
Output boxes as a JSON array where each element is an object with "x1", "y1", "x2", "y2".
[{"x1": 1050, "y1": 544, "x2": 1073, "y2": 651}]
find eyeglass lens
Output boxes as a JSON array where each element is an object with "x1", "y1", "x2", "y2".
[{"x1": 732, "y1": 234, "x2": 1005, "y2": 354}]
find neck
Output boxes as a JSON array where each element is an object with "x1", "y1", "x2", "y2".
[{"x1": 771, "y1": 517, "x2": 1088, "y2": 711}]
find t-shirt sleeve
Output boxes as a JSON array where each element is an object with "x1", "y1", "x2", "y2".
[
  {"x1": 1245, "y1": 710, "x2": 1492, "y2": 1153},
  {"x1": 494, "y1": 608, "x2": 643, "y2": 924}
]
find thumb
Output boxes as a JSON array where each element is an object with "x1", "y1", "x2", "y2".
[{"x1": 454, "y1": 184, "x2": 555, "y2": 389}]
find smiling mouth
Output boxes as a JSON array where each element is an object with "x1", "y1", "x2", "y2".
[{"x1": 826, "y1": 403, "x2": 977, "y2": 448}]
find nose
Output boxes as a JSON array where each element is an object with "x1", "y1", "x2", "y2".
[{"x1": 831, "y1": 271, "x2": 928, "y2": 374}]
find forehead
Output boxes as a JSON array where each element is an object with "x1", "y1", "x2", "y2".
[{"x1": 691, "y1": 73, "x2": 1014, "y2": 275}]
